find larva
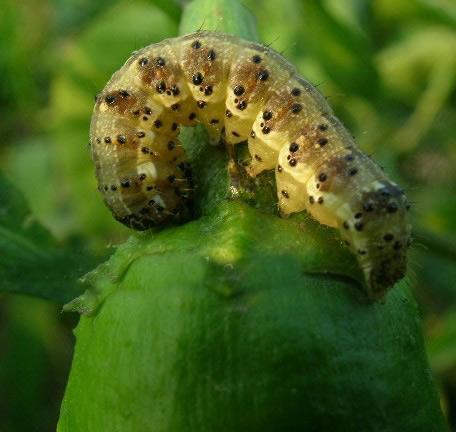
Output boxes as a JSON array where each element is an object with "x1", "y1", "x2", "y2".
[{"x1": 90, "y1": 31, "x2": 412, "y2": 299}]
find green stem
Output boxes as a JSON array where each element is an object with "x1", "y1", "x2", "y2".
[{"x1": 179, "y1": 0, "x2": 258, "y2": 40}]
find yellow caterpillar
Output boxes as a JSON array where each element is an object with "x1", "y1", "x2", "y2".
[{"x1": 90, "y1": 31, "x2": 412, "y2": 299}]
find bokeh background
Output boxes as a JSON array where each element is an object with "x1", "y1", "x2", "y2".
[{"x1": 0, "y1": 0, "x2": 455, "y2": 430}]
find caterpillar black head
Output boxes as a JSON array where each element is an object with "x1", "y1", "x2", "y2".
[{"x1": 348, "y1": 183, "x2": 412, "y2": 299}]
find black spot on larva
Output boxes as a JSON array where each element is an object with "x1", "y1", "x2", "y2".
[
  {"x1": 257, "y1": 70, "x2": 269, "y2": 81},
  {"x1": 232, "y1": 131, "x2": 240, "y2": 137},
  {"x1": 141, "y1": 147, "x2": 150, "y2": 154},
  {"x1": 156, "y1": 57, "x2": 165, "y2": 67},
  {"x1": 96, "y1": 138, "x2": 101, "y2": 144},
  {"x1": 281, "y1": 190, "x2": 289, "y2": 198},
  {"x1": 174, "y1": 187, "x2": 186, "y2": 198},
  {"x1": 105, "y1": 95, "x2": 116, "y2": 105},
  {"x1": 318, "y1": 137, "x2": 328, "y2": 146},
  {"x1": 318, "y1": 123, "x2": 328, "y2": 131},
  {"x1": 119, "y1": 90, "x2": 129, "y2": 98},
  {"x1": 263, "y1": 111, "x2": 272, "y2": 121},
  {"x1": 171, "y1": 103, "x2": 180, "y2": 111},
  {"x1": 138, "y1": 57, "x2": 148, "y2": 67},
  {"x1": 358, "y1": 250, "x2": 367, "y2": 255},
  {"x1": 144, "y1": 107, "x2": 152, "y2": 115},
  {"x1": 291, "y1": 88, "x2": 301, "y2": 96},
  {"x1": 345, "y1": 154, "x2": 354, "y2": 161},
  {"x1": 167, "y1": 141, "x2": 176, "y2": 150},
  {"x1": 166, "y1": 90, "x2": 171, "y2": 96},
  {"x1": 237, "y1": 100, "x2": 247, "y2": 110},
  {"x1": 178, "y1": 161, "x2": 191, "y2": 171},
  {"x1": 210, "y1": 118, "x2": 219, "y2": 124},
  {"x1": 250, "y1": 131, "x2": 256, "y2": 138},
  {"x1": 171, "y1": 122, "x2": 178, "y2": 131},
  {"x1": 233, "y1": 85, "x2": 245, "y2": 96},
  {"x1": 406, "y1": 203, "x2": 411, "y2": 211},
  {"x1": 121, "y1": 179, "x2": 131, "y2": 188},
  {"x1": 289, "y1": 142, "x2": 299, "y2": 152},
  {"x1": 197, "y1": 100, "x2": 207, "y2": 109},
  {"x1": 104, "y1": 137, "x2": 111, "y2": 144},
  {"x1": 154, "y1": 119, "x2": 162, "y2": 128},
  {"x1": 204, "y1": 86, "x2": 213, "y2": 95},
  {"x1": 355, "y1": 222, "x2": 364, "y2": 231},
  {"x1": 262, "y1": 126, "x2": 271, "y2": 134},
  {"x1": 171, "y1": 85, "x2": 180, "y2": 96},
  {"x1": 393, "y1": 241, "x2": 402, "y2": 250},
  {"x1": 117, "y1": 135, "x2": 126, "y2": 144},
  {"x1": 156, "y1": 81, "x2": 166, "y2": 93},
  {"x1": 363, "y1": 201, "x2": 374, "y2": 212},
  {"x1": 379, "y1": 187, "x2": 392, "y2": 197},
  {"x1": 384, "y1": 233, "x2": 394, "y2": 242},
  {"x1": 111, "y1": 185, "x2": 117, "y2": 191},
  {"x1": 277, "y1": 165, "x2": 283, "y2": 173},
  {"x1": 139, "y1": 173, "x2": 146, "y2": 181},
  {"x1": 343, "y1": 221, "x2": 349, "y2": 229},
  {"x1": 189, "y1": 112, "x2": 197, "y2": 120},
  {"x1": 103, "y1": 185, "x2": 108, "y2": 191},
  {"x1": 168, "y1": 175, "x2": 176, "y2": 184},
  {"x1": 348, "y1": 167, "x2": 358, "y2": 176},
  {"x1": 191, "y1": 40, "x2": 201, "y2": 49},
  {"x1": 132, "y1": 109, "x2": 140, "y2": 116},
  {"x1": 207, "y1": 49, "x2": 216, "y2": 61},
  {"x1": 387, "y1": 202, "x2": 398, "y2": 213},
  {"x1": 252, "y1": 54, "x2": 262, "y2": 63},
  {"x1": 291, "y1": 103, "x2": 302, "y2": 113},
  {"x1": 192, "y1": 72, "x2": 204, "y2": 85},
  {"x1": 317, "y1": 196, "x2": 324, "y2": 204},
  {"x1": 354, "y1": 212, "x2": 363, "y2": 219},
  {"x1": 254, "y1": 154, "x2": 262, "y2": 161},
  {"x1": 225, "y1": 109, "x2": 233, "y2": 118},
  {"x1": 318, "y1": 173, "x2": 327, "y2": 182},
  {"x1": 146, "y1": 186, "x2": 154, "y2": 191},
  {"x1": 309, "y1": 196, "x2": 315, "y2": 204},
  {"x1": 142, "y1": 116, "x2": 149, "y2": 121}
]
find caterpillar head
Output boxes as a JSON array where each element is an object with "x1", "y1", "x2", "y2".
[{"x1": 346, "y1": 183, "x2": 412, "y2": 300}]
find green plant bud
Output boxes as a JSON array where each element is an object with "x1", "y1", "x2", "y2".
[{"x1": 58, "y1": 200, "x2": 446, "y2": 431}]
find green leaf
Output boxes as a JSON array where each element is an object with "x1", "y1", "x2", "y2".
[{"x1": 0, "y1": 171, "x2": 96, "y2": 303}]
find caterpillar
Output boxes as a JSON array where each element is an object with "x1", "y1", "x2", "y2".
[{"x1": 90, "y1": 31, "x2": 412, "y2": 299}]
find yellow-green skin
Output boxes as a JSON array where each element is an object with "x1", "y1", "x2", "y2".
[{"x1": 90, "y1": 31, "x2": 411, "y2": 299}]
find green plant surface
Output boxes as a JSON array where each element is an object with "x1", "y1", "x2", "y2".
[{"x1": 58, "y1": 202, "x2": 445, "y2": 432}]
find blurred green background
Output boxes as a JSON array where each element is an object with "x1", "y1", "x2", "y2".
[{"x1": 0, "y1": 0, "x2": 455, "y2": 430}]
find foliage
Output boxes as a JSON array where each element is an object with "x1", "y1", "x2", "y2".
[{"x1": 0, "y1": 0, "x2": 455, "y2": 430}]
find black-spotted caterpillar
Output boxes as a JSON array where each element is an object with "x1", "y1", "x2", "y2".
[{"x1": 90, "y1": 31, "x2": 412, "y2": 299}]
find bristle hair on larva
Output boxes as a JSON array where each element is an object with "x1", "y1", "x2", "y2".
[{"x1": 90, "y1": 31, "x2": 412, "y2": 299}]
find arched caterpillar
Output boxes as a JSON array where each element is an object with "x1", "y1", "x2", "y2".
[{"x1": 90, "y1": 31, "x2": 412, "y2": 299}]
